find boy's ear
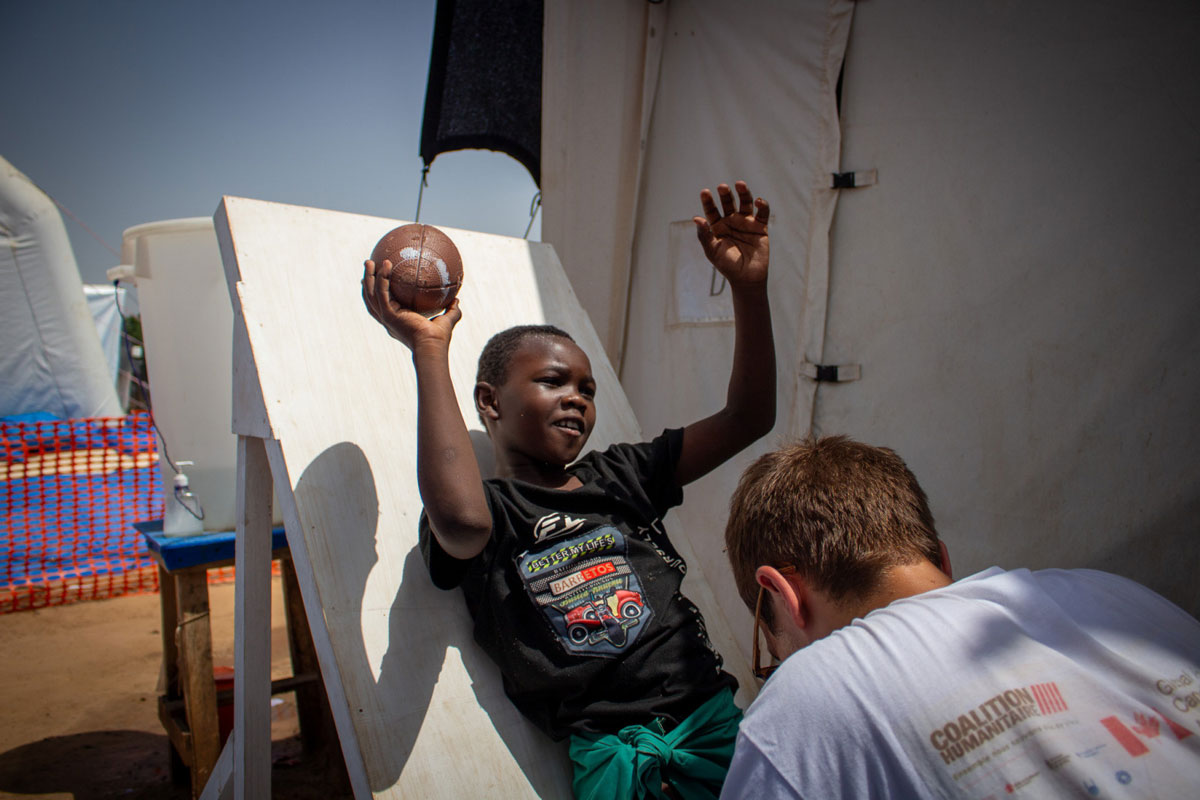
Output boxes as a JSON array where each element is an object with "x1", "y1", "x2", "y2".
[{"x1": 475, "y1": 382, "x2": 500, "y2": 420}]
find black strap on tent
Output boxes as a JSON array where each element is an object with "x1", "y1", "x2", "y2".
[
  {"x1": 814, "y1": 364, "x2": 841, "y2": 382},
  {"x1": 420, "y1": 0, "x2": 543, "y2": 187},
  {"x1": 831, "y1": 170, "x2": 878, "y2": 189},
  {"x1": 802, "y1": 362, "x2": 862, "y2": 383}
]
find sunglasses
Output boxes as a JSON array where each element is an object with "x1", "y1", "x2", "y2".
[
  {"x1": 752, "y1": 585, "x2": 779, "y2": 681},
  {"x1": 752, "y1": 564, "x2": 796, "y2": 682}
]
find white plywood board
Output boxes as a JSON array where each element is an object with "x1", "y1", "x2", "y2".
[{"x1": 214, "y1": 196, "x2": 753, "y2": 798}]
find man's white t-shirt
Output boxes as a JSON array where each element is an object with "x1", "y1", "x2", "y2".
[{"x1": 722, "y1": 568, "x2": 1200, "y2": 799}]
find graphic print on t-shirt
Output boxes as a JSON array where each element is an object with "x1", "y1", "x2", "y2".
[
  {"x1": 519, "y1": 523, "x2": 653, "y2": 656},
  {"x1": 927, "y1": 673, "x2": 1200, "y2": 798}
]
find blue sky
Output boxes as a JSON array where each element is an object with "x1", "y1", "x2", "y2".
[{"x1": 2, "y1": 0, "x2": 541, "y2": 285}]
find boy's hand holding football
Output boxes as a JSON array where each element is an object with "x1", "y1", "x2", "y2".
[{"x1": 362, "y1": 258, "x2": 462, "y2": 352}]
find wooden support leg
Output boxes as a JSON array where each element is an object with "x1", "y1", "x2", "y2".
[
  {"x1": 233, "y1": 435, "x2": 274, "y2": 800},
  {"x1": 159, "y1": 566, "x2": 181, "y2": 697},
  {"x1": 281, "y1": 557, "x2": 348, "y2": 791},
  {"x1": 281, "y1": 556, "x2": 332, "y2": 753},
  {"x1": 176, "y1": 568, "x2": 219, "y2": 798},
  {"x1": 158, "y1": 566, "x2": 189, "y2": 786}
]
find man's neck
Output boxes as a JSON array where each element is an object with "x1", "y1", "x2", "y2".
[
  {"x1": 778, "y1": 560, "x2": 955, "y2": 655},
  {"x1": 861, "y1": 560, "x2": 953, "y2": 614}
]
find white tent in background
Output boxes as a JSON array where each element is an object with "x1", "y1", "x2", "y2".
[
  {"x1": 0, "y1": 155, "x2": 122, "y2": 419},
  {"x1": 541, "y1": 0, "x2": 1200, "y2": 662},
  {"x1": 83, "y1": 283, "x2": 137, "y2": 395}
]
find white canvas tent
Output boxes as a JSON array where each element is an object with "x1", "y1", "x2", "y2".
[
  {"x1": 0, "y1": 155, "x2": 122, "y2": 419},
  {"x1": 541, "y1": 0, "x2": 1200, "y2": 659}
]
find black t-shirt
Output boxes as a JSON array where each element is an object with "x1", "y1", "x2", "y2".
[{"x1": 419, "y1": 429, "x2": 737, "y2": 740}]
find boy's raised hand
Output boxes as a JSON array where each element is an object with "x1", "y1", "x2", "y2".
[
  {"x1": 362, "y1": 259, "x2": 461, "y2": 350},
  {"x1": 693, "y1": 180, "x2": 770, "y2": 286}
]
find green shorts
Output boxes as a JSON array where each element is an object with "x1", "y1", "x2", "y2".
[{"x1": 568, "y1": 689, "x2": 742, "y2": 800}]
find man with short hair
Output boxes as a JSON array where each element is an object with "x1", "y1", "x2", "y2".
[{"x1": 720, "y1": 436, "x2": 1200, "y2": 798}]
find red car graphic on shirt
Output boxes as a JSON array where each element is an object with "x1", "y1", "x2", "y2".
[
  {"x1": 520, "y1": 526, "x2": 654, "y2": 655},
  {"x1": 564, "y1": 590, "x2": 644, "y2": 646}
]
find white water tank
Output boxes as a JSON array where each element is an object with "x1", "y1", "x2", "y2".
[{"x1": 122, "y1": 218, "x2": 275, "y2": 533}]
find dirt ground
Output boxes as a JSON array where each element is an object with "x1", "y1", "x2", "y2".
[{"x1": 0, "y1": 579, "x2": 351, "y2": 800}]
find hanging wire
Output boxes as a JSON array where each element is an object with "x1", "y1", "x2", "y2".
[
  {"x1": 15, "y1": 171, "x2": 122, "y2": 259},
  {"x1": 114, "y1": 281, "x2": 206, "y2": 521},
  {"x1": 111, "y1": 282, "x2": 147, "y2": 406},
  {"x1": 524, "y1": 190, "x2": 542, "y2": 239},
  {"x1": 51, "y1": 198, "x2": 122, "y2": 259},
  {"x1": 414, "y1": 164, "x2": 430, "y2": 222},
  {"x1": 111, "y1": 279, "x2": 183, "y2": 476},
  {"x1": 172, "y1": 461, "x2": 206, "y2": 522}
]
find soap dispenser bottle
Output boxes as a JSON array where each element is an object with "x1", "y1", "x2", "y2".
[{"x1": 163, "y1": 460, "x2": 205, "y2": 537}]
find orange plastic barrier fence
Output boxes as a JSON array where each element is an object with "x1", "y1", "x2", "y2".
[{"x1": 0, "y1": 413, "x2": 235, "y2": 613}]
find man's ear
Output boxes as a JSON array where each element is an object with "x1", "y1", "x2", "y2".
[
  {"x1": 938, "y1": 540, "x2": 953, "y2": 580},
  {"x1": 755, "y1": 566, "x2": 807, "y2": 630},
  {"x1": 475, "y1": 382, "x2": 500, "y2": 421}
]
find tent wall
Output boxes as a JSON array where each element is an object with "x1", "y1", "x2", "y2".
[
  {"x1": 542, "y1": 0, "x2": 1200, "y2": 654},
  {"x1": 541, "y1": 1, "x2": 659, "y2": 359},
  {"x1": 0, "y1": 156, "x2": 121, "y2": 419},
  {"x1": 823, "y1": 0, "x2": 1200, "y2": 614},
  {"x1": 543, "y1": 0, "x2": 857, "y2": 664}
]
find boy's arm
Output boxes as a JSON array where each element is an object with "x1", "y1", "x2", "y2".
[
  {"x1": 363, "y1": 259, "x2": 492, "y2": 560},
  {"x1": 675, "y1": 181, "x2": 776, "y2": 487}
]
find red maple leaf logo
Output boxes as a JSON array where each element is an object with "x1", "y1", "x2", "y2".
[{"x1": 1131, "y1": 712, "x2": 1161, "y2": 738}]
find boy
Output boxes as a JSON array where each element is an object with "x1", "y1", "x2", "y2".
[{"x1": 362, "y1": 181, "x2": 775, "y2": 799}]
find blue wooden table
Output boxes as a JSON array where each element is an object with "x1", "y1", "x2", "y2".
[
  {"x1": 138, "y1": 521, "x2": 333, "y2": 796},
  {"x1": 137, "y1": 519, "x2": 288, "y2": 570}
]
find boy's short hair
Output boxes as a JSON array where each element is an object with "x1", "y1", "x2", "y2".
[
  {"x1": 476, "y1": 324, "x2": 576, "y2": 387},
  {"x1": 475, "y1": 325, "x2": 577, "y2": 428},
  {"x1": 725, "y1": 436, "x2": 940, "y2": 609}
]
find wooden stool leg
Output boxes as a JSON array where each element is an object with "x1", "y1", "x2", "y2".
[
  {"x1": 160, "y1": 566, "x2": 181, "y2": 698},
  {"x1": 280, "y1": 556, "x2": 335, "y2": 754},
  {"x1": 158, "y1": 566, "x2": 189, "y2": 786},
  {"x1": 176, "y1": 569, "x2": 220, "y2": 798},
  {"x1": 281, "y1": 555, "x2": 349, "y2": 792}
]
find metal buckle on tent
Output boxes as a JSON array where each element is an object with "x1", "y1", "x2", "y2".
[
  {"x1": 830, "y1": 169, "x2": 878, "y2": 189},
  {"x1": 802, "y1": 362, "x2": 861, "y2": 383}
]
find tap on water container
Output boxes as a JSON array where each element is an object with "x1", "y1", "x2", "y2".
[{"x1": 163, "y1": 460, "x2": 205, "y2": 537}]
